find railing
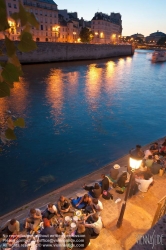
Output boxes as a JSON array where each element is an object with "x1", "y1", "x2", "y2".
[{"x1": 151, "y1": 195, "x2": 166, "y2": 227}]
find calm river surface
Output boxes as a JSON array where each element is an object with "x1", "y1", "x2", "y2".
[{"x1": 0, "y1": 49, "x2": 166, "y2": 216}]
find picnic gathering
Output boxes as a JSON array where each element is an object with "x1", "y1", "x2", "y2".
[{"x1": 0, "y1": 139, "x2": 166, "y2": 250}]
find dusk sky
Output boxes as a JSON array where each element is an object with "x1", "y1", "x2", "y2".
[{"x1": 57, "y1": 0, "x2": 166, "y2": 36}]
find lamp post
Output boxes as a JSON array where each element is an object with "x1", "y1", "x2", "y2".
[{"x1": 116, "y1": 157, "x2": 142, "y2": 228}]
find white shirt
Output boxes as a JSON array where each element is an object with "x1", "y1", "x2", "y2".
[
  {"x1": 47, "y1": 205, "x2": 57, "y2": 214},
  {"x1": 86, "y1": 217, "x2": 102, "y2": 234},
  {"x1": 93, "y1": 200, "x2": 103, "y2": 211},
  {"x1": 135, "y1": 177, "x2": 153, "y2": 192},
  {"x1": 144, "y1": 150, "x2": 152, "y2": 159}
]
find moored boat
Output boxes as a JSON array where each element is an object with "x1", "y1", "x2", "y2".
[{"x1": 152, "y1": 50, "x2": 166, "y2": 62}]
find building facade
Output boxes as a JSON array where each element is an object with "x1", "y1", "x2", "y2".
[
  {"x1": 4, "y1": 0, "x2": 59, "y2": 42},
  {"x1": 58, "y1": 10, "x2": 80, "y2": 43},
  {"x1": 91, "y1": 12, "x2": 122, "y2": 44}
]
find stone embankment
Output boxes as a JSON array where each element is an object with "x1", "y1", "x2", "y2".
[
  {"x1": 0, "y1": 41, "x2": 134, "y2": 63},
  {"x1": 0, "y1": 136, "x2": 166, "y2": 250}
]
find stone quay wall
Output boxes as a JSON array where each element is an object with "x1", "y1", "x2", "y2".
[{"x1": 0, "y1": 41, "x2": 134, "y2": 63}]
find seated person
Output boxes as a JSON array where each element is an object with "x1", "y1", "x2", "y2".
[
  {"x1": 84, "y1": 213, "x2": 102, "y2": 238},
  {"x1": 25, "y1": 208, "x2": 42, "y2": 231},
  {"x1": 55, "y1": 228, "x2": 66, "y2": 250},
  {"x1": 151, "y1": 160, "x2": 162, "y2": 175},
  {"x1": 0, "y1": 219, "x2": 20, "y2": 237},
  {"x1": 139, "y1": 162, "x2": 147, "y2": 172},
  {"x1": 40, "y1": 218, "x2": 57, "y2": 250},
  {"x1": 42, "y1": 203, "x2": 58, "y2": 220},
  {"x1": 83, "y1": 182, "x2": 101, "y2": 198},
  {"x1": 150, "y1": 142, "x2": 159, "y2": 155},
  {"x1": 145, "y1": 155, "x2": 154, "y2": 168},
  {"x1": 144, "y1": 149, "x2": 153, "y2": 159},
  {"x1": 128, "y1": 173, "x2": 139, "y2": 198},
  {"x1": 160, "y1": 145, "x2": 166, "y2": 156},
  {"x1": 107, "y1": 164, "x2": 120, "y2": 183},
  {"x1": 135, "y1": 173, "x2": 153, "y2": 192},
  {"x1": 72, "y1": 224, "x2": 90, "y2": 249},
  {"x1": 57, "y1": 196, "x2": 71, "y2": 215},
  {"x1": 71, "y1": 194, "x2": 92, "y2": 210},
  {"x1": 162, "y1": 139, "x2": 166, "y2": 146},
  {"x1": 91, "y1": 198, "x2": 103, "y2": 214},
  {"x1": 100, "y1": 174, "x2": 109, "y2": 192},
  {"x1": 115, "y1": 172, "x2": 128, "y2": 193}
]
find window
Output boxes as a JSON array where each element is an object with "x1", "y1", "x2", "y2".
[
  {"x1": 46, "y1": 38, "x2": 48, "y2": 41},
  {"x1": 40, "y1": 10, "x2": 42, "y2": 15},
  {"x1": 14, "y1": 4, "x2": 17, "y2": 9},
  {"x1": 45, "y1": 25, "x2": 47, "y2": 30},
  {"x1": 41, "y1": 25, "x2": 43, "y2": 30},
  {"x1": 50, "y1": 13, "x2": 52, "y2": 17},
  {"x1": 50, "y1": 19, "x2": 52, "y2": 24},
  {"x1": 9, "y1": 11, "x2": 12, "y2": 16},
  {"x1": 46, "y1": 32, "x2": 48, "y2": 36},
  {"x1": 54, "y1": 14, "x2": 56, "y2": 17},
  {"x1": 36, "y1": 38, "x2": 40, "y2": 41},
  {"x1": 8, "y1": 3, "x2": 11, "y2": 7}
]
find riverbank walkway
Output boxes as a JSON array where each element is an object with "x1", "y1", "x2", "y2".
[{"x1": 0, "y1": 136, "x2": 166, "y2": 250}]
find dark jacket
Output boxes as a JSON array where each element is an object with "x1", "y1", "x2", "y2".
[
  {"x1": 40, "y1": 226, "x2": 58, "y2": 250},
  {"x1": 151, "y1": 162, "x2": 161, "y2": 175},
  {"x1": 73, "y1": 229, "x2": 90, "y2": 248},
  {"x1": 101, "y1": 177, "x2": 109, "y2": 192}
]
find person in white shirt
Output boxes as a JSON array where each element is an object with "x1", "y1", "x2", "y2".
[
  {"x1": 135, "y1": 173, "x2": 153, "y2": 192},
  {"x1": 144, "y1": 149, "x2": 152, "y2": 159},
  {"x1": 91, "y1": 199, "x2": 103, "y2": 215},
  {"x1": 42, "y1": 203, "x2": 58, "y2": 220},
  {"x1": 84, "y1": 213, "x2": 102, "y2": 237}
]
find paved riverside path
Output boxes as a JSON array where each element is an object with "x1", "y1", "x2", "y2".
[{"x1": 0, "y1": 136, "x2": 166, "y2": 250}]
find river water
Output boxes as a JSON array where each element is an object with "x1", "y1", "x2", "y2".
[{"x1": 0, "y1": 50, "x2": 166, "y2": 216}]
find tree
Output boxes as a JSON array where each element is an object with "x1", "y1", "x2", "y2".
[
  {"x1": 0, "y1": 0, "x2": 39, "y2": 147},
  {"x1": 157, "y1": 37, "x2": 166, "y2": 46},
  {"x1": 79, "y1": 27, "x2": 93, "y2": 43}
]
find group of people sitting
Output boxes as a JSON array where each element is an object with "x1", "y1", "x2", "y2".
[
  {"x1": 1, "y1": 140, "x2": 165, "y2": 249},
  {"x1": 0, "y1": 193, "x2": 104, "y2": 249}
]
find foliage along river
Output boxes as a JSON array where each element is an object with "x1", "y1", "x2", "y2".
[{"x1": 0, "y1": 50, "x2": 166, "y2": 216}]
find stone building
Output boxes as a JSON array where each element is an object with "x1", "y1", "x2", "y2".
[
  {"x1": 91, "y1": 12, "x2": 122, "y2": 44},
  {"x1": 58, "y1": 10, "x2": 80, "y2": 43},
  {"x1": 130, "y1": 33, "x2": 145, "y2": 41},
  {"x1": 145, "y1": 30, "x2": 166, "y2": 44},
  {"x1": 4, "y1": 0, "x2": 59, "y2": 42}
]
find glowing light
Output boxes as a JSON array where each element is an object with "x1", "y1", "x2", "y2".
[{"x1": 100, "y1": 32, "x2": 103, "y2": 38}]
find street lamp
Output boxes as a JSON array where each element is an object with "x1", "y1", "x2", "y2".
[
  {"x1": 52, "y1": 25, "x2": 60, "y2": 42},
  {"x1": 116, "y1": 157, "x2": 142, "y2": 228}
]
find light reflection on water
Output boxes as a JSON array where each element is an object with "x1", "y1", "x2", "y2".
[{"x1": 0, "y1": 50, "x2": 166, "y2": 215}]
